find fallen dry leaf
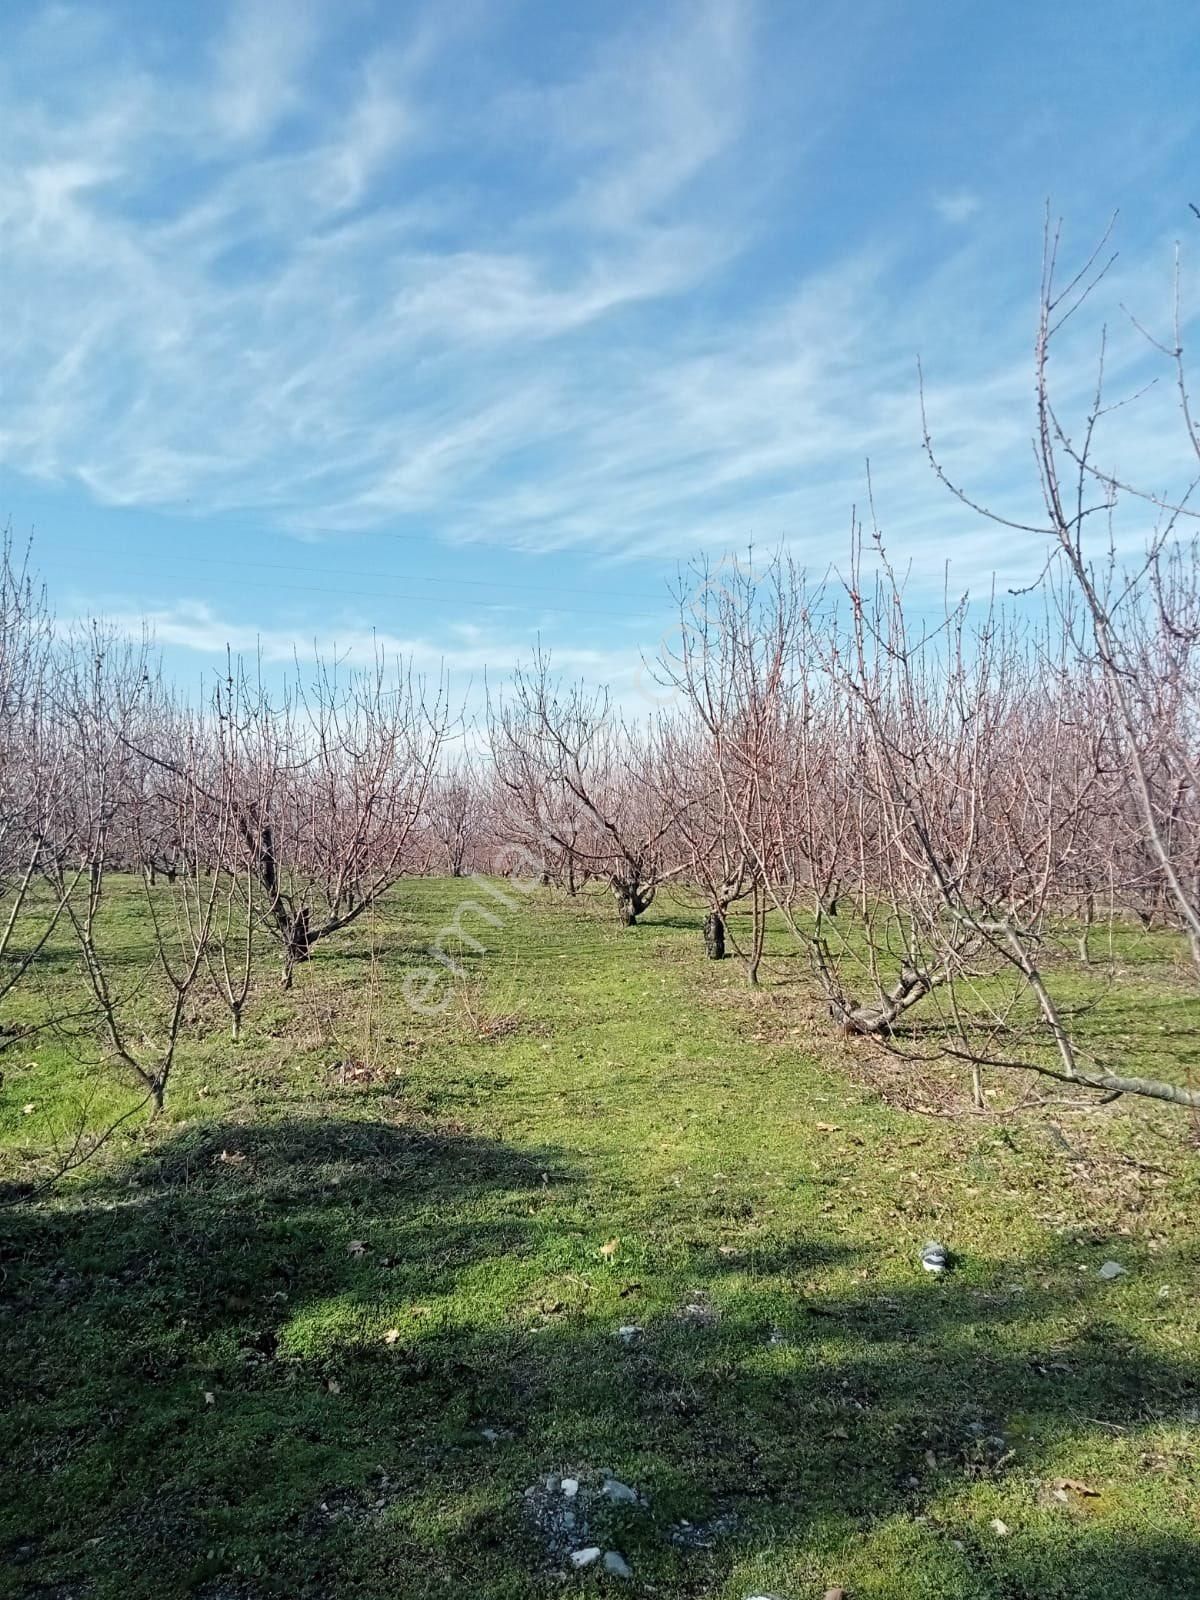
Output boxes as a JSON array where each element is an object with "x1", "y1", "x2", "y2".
[
  {"x1": 217, "y1": 1149, "x2": 245, "y2": 1164},
  {"x1": 815, "y1": 1122, "x2": 841, "y2": 1132},
  {"x1": 824, "y1": 1589, "x2": 848, "y2": 1600},
  {"x1": 346, "y1": 1239, "x2": 369, "y2": 1257},
  {"x1": 990, "y1": 1517, "x2": 1010, "y2": 1536},
  {"x1": 1054, "y1": 1476, "x2": 1100, "y2": 1496},
  {"x1": 383, "y1": 1328, "x2": 401, "y2": 1345},
  {"x1": 599, "y1": 1238, "x2": 620, "y2": 1260},
  {"x1": 22, "y1": 1103, "x2": 35, "y2": 1116},
  {"x1": 718, "y1": 1245, "x2": 744, "y2": 1259},
  {"x1": 203, "y1": 1391, "x2": 215, "y2": 1406},
  {"x1": 326, "y1": 1378, "x2": 341, "y2": 1394}
]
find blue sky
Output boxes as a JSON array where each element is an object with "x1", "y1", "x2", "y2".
[{"x1": 2, "y1": 0, "x2": 1198, "y2": 703}]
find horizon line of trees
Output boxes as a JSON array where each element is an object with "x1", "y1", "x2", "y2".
[{"x1": 4, "y1": 219, "x2": 1200, "y2": 1144}]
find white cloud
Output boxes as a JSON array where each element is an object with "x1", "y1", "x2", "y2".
[
  {"x1": 209, "y1": 0, "x2": 321, "y2": 144},
  {"x1": 545, "y1": 0, "x2": 754, "y2": 231},
  {"x1": 0, "y1": 1, "x2": 759, "y2": 539},
  {"x1": 933, "y1": 191, "x2": 982, "y2": 225},
  {"x1": 79, "y1": 598, "x2": 660, "y2": 723},
  {"x1": 316, "y1": 62, "x2": 414, "y2": 212},
  {"x1": 1, "y1": 0, "x2": 1195, "y2": 613}
]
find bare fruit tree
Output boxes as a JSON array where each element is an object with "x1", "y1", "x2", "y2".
[
  {"x1": 213, "y1": 648, "x2": 451, "y2": 986},
  {"x1": 0, "y1": 533, "x2": 80, "y2": 1034},
  {"x1": 427, "y1": 756, "x2": 480, "y2": 878},
  {"x1": 51, "y1": 626, "x2": 223, "y2": 1113},
  {"x1": 915, "y1": 213, "x2": 1200, "y2": 1108},
  {"x1": 653, "y1": 712, "x2": 753, "y2": 962},
  {"x1": 490, "y1": 651, "x2": 681, "y2": 924}
]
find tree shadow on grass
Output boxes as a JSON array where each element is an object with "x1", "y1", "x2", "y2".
[{"x1": 1, "y1": 1117, "x2": 1197, "y2": 1600}]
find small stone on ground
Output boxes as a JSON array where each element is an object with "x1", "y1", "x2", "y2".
[{"x1": 602, "y1": 1478, "x2": 638, "y2": 1503}]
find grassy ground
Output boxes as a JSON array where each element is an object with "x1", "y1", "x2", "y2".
[{"x1": 1, "y1": 879, "x2": 1198, "y2": 1600}]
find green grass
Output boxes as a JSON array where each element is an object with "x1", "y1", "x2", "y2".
[{"x1": 1, "y1": 878, "x2": 1198, "y2": 1599}]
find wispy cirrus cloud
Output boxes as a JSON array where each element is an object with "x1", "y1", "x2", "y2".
[
  {"x1": 0, "y1": 0, "x2": 760, "y2": 540},
  {"x1": 519, "y1": 0, "x2": 754, "y2": 233},
  {"x1": 209, "y1": 0, "x2": 322, "y2": 144},
  {"x1": 2, "y1": 0, "x2": 1197, "y2": 630}
]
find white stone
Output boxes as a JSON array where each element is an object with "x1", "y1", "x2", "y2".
[
  {"x1": 603, "y1": 1551, "x2": 633, "y2": 1579},
  {"x1": 570, "y1": 1547, "x2": 602, "y2": 1569},
  {"x1": 1098, "y1": 1260, "x2": 1127, "y2": 1280},
  {"x1": 920, "y1": 1241, "x2": 949, "y2": 1273},
  {"x1": 561, "y1": 1477, "x2": 579, "y2": 1497},
  {"x1": 602, "y1": 1478, "x2": 637, "y2": 1504}
]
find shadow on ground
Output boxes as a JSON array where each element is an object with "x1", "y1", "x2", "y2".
[{"x1": 1, "y1": 1116, "x2": 1197, "y2": 1600}]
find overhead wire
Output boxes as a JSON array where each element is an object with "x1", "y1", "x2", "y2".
[{"x1": 37, "y1": 538, "x2": 675, "y2": 617}]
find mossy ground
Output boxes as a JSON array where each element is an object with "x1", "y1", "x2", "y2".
[{"x1": 1, "y1": 879, "x2": 1198, "y2": 1599}]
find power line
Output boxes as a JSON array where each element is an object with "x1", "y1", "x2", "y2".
[
  {"x1": 56, "y1": 565, "x2": 667, "y2": 625},
  {"x1": 39, "y1": 537, "x2": 673, "y2": 609}
]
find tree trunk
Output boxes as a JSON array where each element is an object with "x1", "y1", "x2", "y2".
[
  {"x1": 280, "y1": 909, "x2": 312, "y2": 992},
  {"x1": 286, "y1": 908, "x2": 312, "y2": 967},
  {"x1": 842, "y1": 965, "x2": 930, "y2": 1035},
  {"x1": 703, "y1": 909, "x2": 726, "y2": 960},
  {"x1": 613, "y1": 880, "x2": 653, "y2": 925},
  {"x1": 746, "y1": 879, "x2": 765, "y2": 984},
  {"x1": 1078, "y1": 892, "x2": 1095, "y2": 964}
]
